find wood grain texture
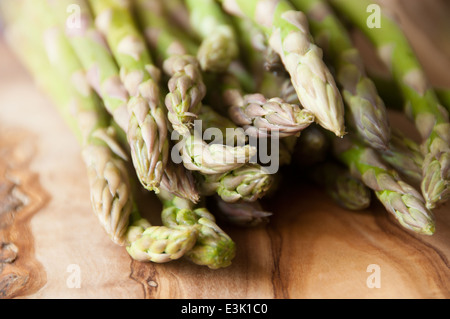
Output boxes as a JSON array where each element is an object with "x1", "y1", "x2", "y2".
[
  {"x1": 0, "y1": 0, "x2": 449, "y2": 299},
  {"x1": 0, "y1": 129, "x2": 49, "y2": 298}
]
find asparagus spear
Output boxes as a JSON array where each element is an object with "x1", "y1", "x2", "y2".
[
  {"x1": 229, "y1": 92, "x2": 315, "y2": 138},
  {"x1": 226, "y1": 19, "x2": 314, "y2": 169},
  {"x1": 198, "y1": 105, "x2": 247, "y2": 146},
  {"x1": 222, "y1": 73, "x2": 315, "y2": 138},
  {"x1": 227, "y1": 23, "x2": 313, "y2": 167},
  {"x1": 159, "y1": 191, "x2": 236, "y2": 269},
  {"x1": 152, "y1": 1, "x2": 313, "y2": 141},
  {"x1": 175, "y1": 132, "x2": 257, "y2": 175},
  {"x1": 133, "y1": 0, "x2": 206, "y2": 136},
  {"x1": 378, "y1": 129, "x2": 424, "y2": 188},
  {"x1": 197, "y1": 164, "x2": 275, "y2": 203},
  {"x1": 133, "y1": 0, "x2": 256, "y2": 175},
  {"x1": 160, "y1": 158, "x2": 200, "y2": 204},
  {"x1": 46, "y1": 0, "x2": 130, "y2": 131},
  {"x1": 220, "y1": 0, "x2": 346, "y2": 137},
  {"x1": 309, "y1": 161, "x2": 371, "y2": 211},
  {"x1": 230, "y1": 14, "x2": 284, "y2": 92},
  {"x1": 4, "y1": 0, "x2": 137, "y2": 246},
  {"x1": 185, "y1": 0, "x2": 239, "y2": 73},
  {"x1": 335, "y1": 137, "x2": 435, "y2": 235},
  {"x1": 210, "y1": 196, "x2": 272, "y2": 227},
  {"x1": 87, "y1": 0, "x2": 170, "y2": 193},
  {"x1": 125, "y1": 217, "x2": 198, "y2": 263},
  {"x1": 48, "y1": 0, "x2": 169, "y2": 193},
  {"x1": 4, "y1": 1, "x2": 202, "y2": 263},
  {"x1": 160, "y1": 0, "x2": 198, "y2": 41},
  {"x1": 328, "y1": 0, "x2": 450, "y2": 210},
  {"x1": 290, "y1": 0, "x2": 391, "y2": 151}
]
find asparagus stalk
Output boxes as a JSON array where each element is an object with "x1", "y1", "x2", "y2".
[
  {"x1": 5, "y1": 1, "x2": 201, "y2": 263},
  {"x1": 227, "y1": 19, "x2": 314, "y2": 168},
  {"x1": 229, "y1": 92, "x2": 315, "y2": 138},
  {"x1": 174, "y1": 132, "x2": 257, "y2": 175},
  {"x1": 46, "y1": 0, "x2": 130, "y2": 131},
  {"x1": 335, "y1": 137, "x2": 435, "y2": 235},
  {"x1": 230, "y1": 14, "x2": 285, "y2": 92},
  {"x1": 133, "y1": 0, "x2": 256, "y2": 175},
  {"x1": 185, "y1": 0, "x2": 239, "y2": 73},
  {"x1": 222, "y1": 73, "x2": 315, "y2": 138},
  {"x1": 7, "y1": 1, "x2": 193, "y2": 260},
  {"x1": 210, "y1": 196, "x2": 272, "y2": 227},
  {"x1": 87, "y1": 0, "x2": 170, "y2": 193},
  {"x1": 309, "y1": 161, "x2": 372, "y2": 211},
  {"x1": 229, "y1": 24, "x2": 312, "y2": 167},
  {"x1": 290, "y1": 0, "x2": 391, "y2": 151},
  {"x1": 160, "y1": 158, "x2": 200, "y2": 204},
  {"x1": 160, "y1": 0, "x2": 198, "y2": 41},
  {"x1": 328, "y1": 0, "x2": 450, "y2": 210},
  {"x1": 198, "y1": 105, "x2": 247, "y2": 146},
  {"x1": 197, "y1": 164, "x2": 275, "y2": 203},
  {"x1": 163, "y1": 54, "x2": 206, "y2": 135},
  {"x1": 220, "y1": 0, "x2": 346, "y2": 137},
  {"x1": 5, "y1": 0, "x2": 138, "y2": 246},
  {"x1": 151, "y1": 1, "x2": 313, "y2": 141},
  {"x1": 159, "y1": 191, "x2": 236, "y2": 269},
  {"x1": 125, "y1": 217, "x2": 198, "y2": 263},
  {"x1": 378, "y1": 129, "x2": 424, "y2": 187},
  {"x1": 48, "y1": 0, "x2": 169, "y2": 193},
  {"x1": 133, "y1": 0, "x2": 206, "y2": 136}
]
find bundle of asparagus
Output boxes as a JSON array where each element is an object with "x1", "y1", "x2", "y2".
[{"x1": 2, "y1": 0, "x2": 448, "y2": 269}]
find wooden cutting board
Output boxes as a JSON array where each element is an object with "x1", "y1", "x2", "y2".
[{"x1": 0, "y1": 0, "x2": 449, "y2": 299}]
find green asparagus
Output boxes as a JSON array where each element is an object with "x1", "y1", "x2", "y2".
[
  {"x1": 329, "y1": 0, "x2": 450, "y2": 210},
  {"x1": 159, "y1": 191, "x2": 236, "y2": 269},
  {"x1": 378, "y1": 129, "x2": 424, "y2": 188},
  {"x1": 161, "y1": 0, "x2": 198, "y2": 40},
  {"x1": 220, "y1": 0, "x2": 346, "y2": 137},
  {"x1": 229, "y1": 92, "x2": 315, "y2": 138},
  {"x1": 197, "y1": 164, "x2": 275, "y2": 203},
  {"x1": 47, "y1": 0, "x2": 130, "y2": 131},
  {"x1": 185, "y1": 0, "x2": 239, "y2": 73},
  {"x1": 335, "y1": 137, "x2": 435, "y2": 235},
  {"x1": 309, "y1": 161, "x2": 371, "y2": 211},
  {"x1": 290, "y1": 0, "x2": 391, "y2": 151},
  {"x1": 221, "y1": 73, "x2": 315, "y2": 138},
  {"x1": 133, "y1": 0, "x2": 207, "y2": 136},
  {"x1": 5, "y1": 1, "x2": 204, "y2": 263},
  {"x1": 160, "y1": 158, "x2": 201, "y2": 204},
  {"x1": 198, "y1": 105, "x2": 247, "y2": 146},
  {"x1": 5, "y1": 0, "x2": 446, "y2": 271},
  {"x1": 6, "y1": 0, "x2": 136, "y2": 245},
  {"x1": 210, "y1": 196, "x2": 272, "y2": 227},
  {"x1": 88, "y1": 0, "x2": 170, "y2": 193},
  {"x1": 175, "y1": 132, "x2": 257, "y2": 175},
  {"x1": 125, "y1": 217, "x2": 199, "y2": 262}
]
